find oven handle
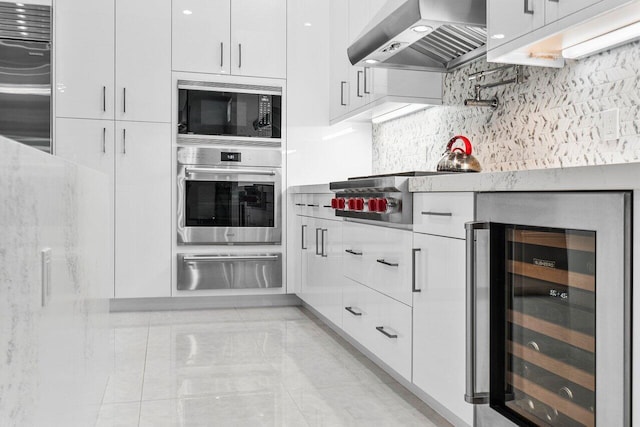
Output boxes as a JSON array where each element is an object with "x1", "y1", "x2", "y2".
[
  {"x1": 185, "y1": 167, "x2": 277, "y2": 176},
  {"x1": 465, "y1": 221, "x2": 490, "y2": 405},
  {"x1": 183, "y1": 255, "x2": 279, "y2": 262}
]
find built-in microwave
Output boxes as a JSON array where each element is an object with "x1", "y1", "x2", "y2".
[{"x1": 177, "y1": 80, "x2": 282, "y2": 144}]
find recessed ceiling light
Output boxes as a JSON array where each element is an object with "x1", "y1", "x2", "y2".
[
  {"x1": 303, "y1": 22, "x2": 312, "y2": 27},
  {"x1": 491, "y1": 34, "x2": 505, "y2": 40},
  {"x1": 411, "y1": 25, "x2": 432, "y2": 33},
  {"x1": 182, "y1": 9, "x2": 192, "y2": 15},
  {"x1": 364, "y1": 59, "x2": 379, "y2": 64}
]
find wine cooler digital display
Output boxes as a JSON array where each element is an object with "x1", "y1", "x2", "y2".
[{"x1": 497, "y1": 226, "x2": 596, "y2": 427}]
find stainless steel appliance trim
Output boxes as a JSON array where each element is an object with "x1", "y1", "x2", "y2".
[
  {"x1": 177, "y1": 145, "x2": 282, "y2": 168},
  {"x1": 185, "y1": 167, "x2": 277, "y2": 176},
  {"x1": 177, "y1": 134, "x2": 282, "y2": 148},
  {"x1": 376, "y1": 258, "x2": 398, "y2": 267},
  {"x1": 177, "y1": 80, "x2": 282, "y2": 95},
  {"x1": 183, "y1": 255, "x2": 278, "y2": 262},
  {"x1": 345, "y1": 306, "x2": 362, "y2": 316},
  {"x1": 464, "y1": 221, "x2": 490, "y2": 405},
  {"x1": 375, "y1": 326, "x2": 398, "y2": 339},
  {"x1": 412, "y1": 248, "x2": 421, "y2": 293}
]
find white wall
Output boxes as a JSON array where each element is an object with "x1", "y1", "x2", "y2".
[{"x1": 0, "y1": 138, "x2": 111, "y2": 426}]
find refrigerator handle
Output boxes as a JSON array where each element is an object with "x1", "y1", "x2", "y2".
[{"x1": 465, "y1": 221, "x2": 490, "y2": 405}]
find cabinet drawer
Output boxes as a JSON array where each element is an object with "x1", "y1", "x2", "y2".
[
  {"x1": 342, "y1": 278, "x2": 371, "y2": 347},
  {"x1": 367, "y1": 286, "x2": 412, "y2": 381},
  {"x1": 365, "y1": 226, "x2": 413, "y2": 306},
  {"x1": 413, "y1": 192, "x2": 474, "y2": 239}
]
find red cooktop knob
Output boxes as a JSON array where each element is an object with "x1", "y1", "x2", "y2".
[
  {"x1": 356, "y1": 198, "x2": 364, "y2": 211},
  {"x1": 338, "y1": 198, "x2": 345, "y2": 209},
  {"x1": 368, "y1": 198, "x2": 378, "y2": 212},
  {"x1": 331, "y1": 198, "x2": 338, "y2": 209},
  {"x1": 348, "y1": 198, "x2": 356, "y2": 210},
  {"x1": 377, "y1": 198, "x2": 388, "y2": 213}
]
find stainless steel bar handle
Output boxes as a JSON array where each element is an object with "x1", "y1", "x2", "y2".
[
  {"x1": 238, "y1": 43, "x2": 242, "y2": 68},
  {"x1": 412, "y1": 248, "x2": 421, "y2": 293},
  {"x1": 345, "y1": 249, "x2": 362, "y2": 256},
  {"x1": 376, "y1": 259, "x2": 398, "y2": 267},
  {"x1": 306, "y1": 204, "x2": 319, "y2": 207},
  {"x1": 421, "y1": 211, "x2": 453, "y2": 217},
  {"x1": 321, "y1": 229, "x2": 328, "y2": 258},
  {"x1": 524, "y1": 0, "x2": 534, "y2": 14},
  {"x1": 122, "y1": 128, "x2": 126, "y2": 154},
  {"x1": 376, "y1": 326, "x2": 397, "y2": 339},
  {"x1": 123, "y1": 87, "x2": 126, "y2": 113},
  {"x1": 548, "y1": 0, "x2": 559, "y2": 2},
  {"x1": 183, "y1": 255, "x2": 279, "y2": 262},
  {"x1": 364, "y1": 67, "x2": 371, "y2": 94},
  {"x1": 357, "y1": 70, "x2": 363, "y2": 97},
  {"x1": 464, "y1": 221, "x2": 490, "y2": 405},
  {"x1": 102, "y1": 127, "x2": 106, "y2": 153},
  {"x1": 340, "y1": 81, "x2": 347, "y2": 106},
  {"x1": 102, "y1": 86, "x2": 106, "y2": 112},
  {"x1": 294, "y1": 203, "x2": 305, "y2": 206},
  {"x1": 315, "y1": 228, "x2": 322, "y2": 256},
  {"x1": 345, "y1": 307, "x2": 362, "y2": 316},
  {"x1": 301, "y1": 224, "x2": 307, "y2": 250},
  {"x1": 220, "y1": 42, "x2": 224, "y2": 67},
  {"x1": 185, "y1": 167, "x2": 276, "y2": 176}
]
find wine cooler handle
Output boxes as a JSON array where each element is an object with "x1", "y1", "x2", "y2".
[{"x1": 464, "y1": 221, "x2": 490, "y2": 405}]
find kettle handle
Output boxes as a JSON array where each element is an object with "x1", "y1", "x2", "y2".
[{"x1": 447, "y1": 135, "x2": 473, "y2": 155}]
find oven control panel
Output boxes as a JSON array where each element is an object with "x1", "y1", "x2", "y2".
[{"x1": 330, "y1": 196, "x2": 396, "y2": 214}]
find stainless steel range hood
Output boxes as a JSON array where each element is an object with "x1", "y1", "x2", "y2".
[{"x1": 348, "y1": 0, "x2": 487, "y2": 73}]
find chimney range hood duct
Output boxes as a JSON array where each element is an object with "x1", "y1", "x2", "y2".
[{"x1": 348, "y1": 0, "x2": 487, "y2": 73}]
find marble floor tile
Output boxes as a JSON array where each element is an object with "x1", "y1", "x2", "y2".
[{"x1": 99, "y1": 307, "x2": 453, "y2": 427}]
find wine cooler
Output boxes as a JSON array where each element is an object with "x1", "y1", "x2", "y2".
[{"x1": 465, "y1": 192, "x2": 631, "y2": 427}]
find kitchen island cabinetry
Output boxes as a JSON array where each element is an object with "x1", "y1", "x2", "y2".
[{"x1": 172, "y1": 0, "x2": 286, "y2": 79}]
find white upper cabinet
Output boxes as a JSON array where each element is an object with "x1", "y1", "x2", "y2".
[
  {"x1": 544, "y1": 0, "x2": 602, "y2": 23},
  {"x1": 487, "y1": 0, "x2": 545, "y2": 51},
  {"x1": 55, "y1": 0, "x2": 115, "y2": 120},
  {"x1": 329, "y1": 0, "x2": 350, "y2": 119},
  {"x1": 116, "y1": 0, "x2": 171, "y2": 122},
  {"x1": 171, "y1": 0, "x2": 231, "y2": 75},
  {"x1": 231, "y1": 0, "x2": 287, "y2": 79},
  {"x1": 171, "y1": 0, "x2": 286, "y2": 79}
]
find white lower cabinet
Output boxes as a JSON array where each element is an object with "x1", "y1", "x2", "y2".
[{"x1": 412, "y1": 233, "x2": 473, "y2": 426}]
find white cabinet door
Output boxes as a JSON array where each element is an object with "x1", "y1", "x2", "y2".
[
  {"x1": 231, "y1": 0, "x2": 286, "y2": 79},
  {"x1": 116, "y1": 0, "x2": 171, "y2": 123},
  {"x1": 55, "y1": 0, "x2": 114, "y2": 120},
  {"x1": 544, "y1": 0, "x2": 602, "y2": 23},
  {"x1": 171, "y1": 0, "x2": 231, "y2": 74},
  {"x1": 114, "y1": 122, "x2": 171, "y2": 298},
  {"x1": 487, "y1": 0, "x2": 545, "y2": 50},
  {"x1": 55, "y1": 118, "x2": 115, "y2": 297},
  {"x1": 412, "y1": 233, "x2": 473, "y2": 426},
  {"x1": 329, "y1": 0, "x2": 350, "y2": 120}
]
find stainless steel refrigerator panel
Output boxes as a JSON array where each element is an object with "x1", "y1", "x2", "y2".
[
  {"x1": 0, "y1": 39, "x2": 51, "y2": 152},
  {"x1": 177, "y1": 253, "x2": 282, "y2": 290}
]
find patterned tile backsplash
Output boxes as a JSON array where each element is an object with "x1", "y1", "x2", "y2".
[{"x1": 372, "y1": 40, "x2": 640, "y2": 174}]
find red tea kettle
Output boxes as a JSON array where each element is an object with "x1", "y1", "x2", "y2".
[{"x1": 436, "y1": 135, "x2": 482, "y2": 173}]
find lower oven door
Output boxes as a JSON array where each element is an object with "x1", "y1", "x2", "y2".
[
  {"x1": 467, "y1": 192, "x2": 631, "y2": 427},
  {"x1": 177, "y1": 253, "x2": 282, "y2": 290},
  {"x1": 177, "y1": 164, "x2": 281, "y2": 244}
]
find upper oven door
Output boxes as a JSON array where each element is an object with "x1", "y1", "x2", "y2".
[
  {"x1": 177, "y1": 146, "x2": 282, "y2": 245},
  {"x1": 177, "y1": 81, "x2": 282, "y2": 142},
  {"x1": 470, "y1": 192, "x2": 631, "y2": 427}
]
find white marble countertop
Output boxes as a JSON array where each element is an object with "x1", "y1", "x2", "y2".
[
  {"x1": 288, "y1": 183, "x2": 332, "y2": 194},
  {"x1": 409, "y1": 163, "x2": 640, "y2": 193}
]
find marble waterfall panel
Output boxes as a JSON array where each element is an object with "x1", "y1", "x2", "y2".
[
  {"x1": 0, "y1": 137, "x2": 111, "y2": 426},
  {"x1": 373, "y1": 41, "x2": 640, "y2": 173}
]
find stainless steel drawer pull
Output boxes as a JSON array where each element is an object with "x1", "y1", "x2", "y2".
[
  {"x1": 323, "y1": 205, "x2": 332, "y2": 208},
  {"x1": 377, "y1": 259, "x2": 399, "y2": 267},
  {"x1": 183, "y1": 255, "x2": 279, "y2": 262},
  {"x1": 307, "y1": 204, "x2": 319, "y2": 207},
  {"x1": 315, "y1": 228, "x2": 322, "y2": 256},
  {"x1": 185, "y1": 167, "x2": 276, "y2": 176},
  {"x1": 345, "y1": 249, "x2": 363, "y2": 256},
  {"x1": 123, "y1": 87, "x2": 126, "y2": 113},
  {"x1": 102, "y1": 85, "x2": 106, "y2": 112},
  {"x1": 345, "y1": 307, "x2": 362, "y2": 316},
  {"x1": 301, "y1": 224, "x2": 307, "y2": 250},
  {"x1": 421, "y1": 211, "x2": 453, "y2": 217},
  {"x1": 321, "y1": 229, "x2": 328, "y2": 257},
  {"x1": 524, "y1": 0, "x2": 534, "y2": 14},
  {"x1": 220, "y1": 42, "x2": 224, "y2": 67},
  {"x1": 340, "y1": 81, "x2": 347, "y2": 106},
  {"x1": 295, "y1": 203, "x2": 305, "y2": 206},
  {"x1": 412, "y1": 248, "x2": 421, "y2": 293},
  {"x1": 376, "y1": 326, "x2": 397, "y2": 339},
  {"x1": 102, "y1": 127, "x2": 106, "y2": 153}
]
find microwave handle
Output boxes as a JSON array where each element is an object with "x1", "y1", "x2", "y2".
[
  {"x1": 185, "y1": 167, "x2": 277, "y2": 176},
  {"x1": 464, "y1": 221, "x2": 490, "y2": 405}
]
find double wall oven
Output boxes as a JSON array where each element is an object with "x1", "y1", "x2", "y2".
[
  {"x1": 175, "y1": 80, "x2": 284, "y2": 292},
  {"x1": 465, "y1": 192, "x2": 631, "y2": 427}
]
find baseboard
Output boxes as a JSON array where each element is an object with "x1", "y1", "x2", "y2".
[
  {"x1": 302, "y1": 302, "x2": 470, "y2": 427},
  {"x1": 110, "y1": 294, "x2": 302, "y2": 312}
]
